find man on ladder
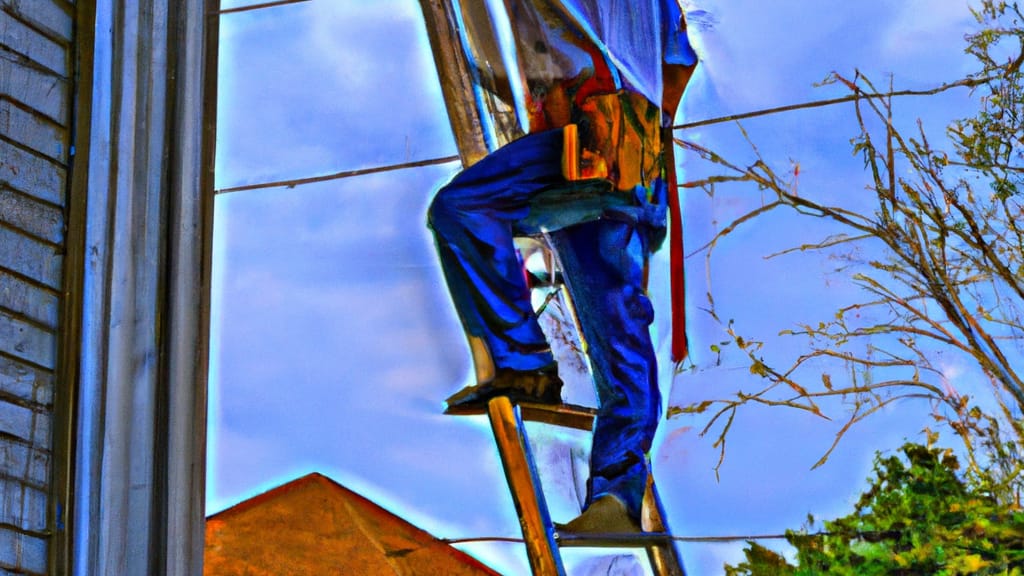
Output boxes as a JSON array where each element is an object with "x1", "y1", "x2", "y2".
[{"x1": 428, "y1": 0, "x2": 698, "y2": 539}]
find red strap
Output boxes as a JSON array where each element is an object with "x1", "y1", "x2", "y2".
[{"x1": 663, "y1": 127, "x2": 688, "y2": 362}]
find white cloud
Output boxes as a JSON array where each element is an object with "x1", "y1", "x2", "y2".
[
  {"x1": 883, "y1": 0, "x2": 976, "y2": 75},
  {"x1": 693, "y1": 0, "x2": 882, "y2": 108},
  {"x1": 307, "y1": 1, "x2": 423, "y2": 89},
  {"x1": 215, "y1": 2, "x2": 455, "y2": 191}
]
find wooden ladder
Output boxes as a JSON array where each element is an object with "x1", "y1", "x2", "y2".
[{"x1": 447, "y1": 397, "x2": 687, "y2": 575}]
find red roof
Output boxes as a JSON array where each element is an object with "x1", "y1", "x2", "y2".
[{"x1": 205, "y1": 473, "x2": 501, "y2": 575}]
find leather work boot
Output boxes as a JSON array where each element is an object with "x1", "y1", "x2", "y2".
[
  {"x1": 556, "y1": 495, "x2": 642, "y2": 534},
  {"x1": 444, "y1": 366, "x2": 563, "y2": 411}
]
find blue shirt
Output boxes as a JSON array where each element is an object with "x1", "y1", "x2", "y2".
[{"x1": 498, "y1": 0, "x2": 697, "y2": 128}]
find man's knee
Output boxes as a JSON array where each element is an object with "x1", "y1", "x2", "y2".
[{"x1": 427, "y1": 186, "x2": 459, "y2": 232}]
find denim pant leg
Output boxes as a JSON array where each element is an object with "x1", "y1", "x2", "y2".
[
  {"x1": 428, "y1": 130, "x2": 566, "y2": 372},
  {"x1": 549, "y1": 219, "x2": 661, "y2": 519}
]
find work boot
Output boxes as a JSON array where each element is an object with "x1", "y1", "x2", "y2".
[
  {"x1": 555, "y1": 495, "x2": 642, "y2": 534},
  {"x1": 444, "y1": 366, "x2": 563, "y2": 411}
]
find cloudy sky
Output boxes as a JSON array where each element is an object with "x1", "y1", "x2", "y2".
[{"x1": 207, "y1": 1, "x2": 983, "y2": 573}]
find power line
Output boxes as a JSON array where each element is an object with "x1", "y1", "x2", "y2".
[
  {"x1": 213, "y1": 74, "x2": 991, "y2": 196},
  {"x1": 216, "y1": 0, "x2": 312, "y2": 15},
  {"x1": 214, "y1": 155, "x2": 461, "y2": 195},
  {"x1": 440, "y1": 528, "x2": 929, "y2": 546},
  {"x1": 673, "y1": 74, "x2": 989, "y2": 131},
  {"x1": 440, "y1": 533, "x2": 795, "y2": 546}
]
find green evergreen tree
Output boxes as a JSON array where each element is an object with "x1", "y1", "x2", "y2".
[{"x1": 725, "y1": 443, "x2": 1024, "y2": 575}]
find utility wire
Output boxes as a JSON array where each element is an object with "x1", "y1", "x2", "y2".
[
  {"x1": 216, "y1": 0, "x2": 312, "y2": 14},
  {"x1": 440, "y1": 529, "x2": 920, "y2": 545},
  {"x1": 214, "y1": 155, "x2": 461, "y2": 195},
  {"x1": 673, "y1": 74, "x2": 991, "y2": 131},
  {"x1": 214, "y1": 75, "x2": 990, "y2": 195},
  {"x1": 440, "y1": 533, "x2": 795, "y2": 546}
]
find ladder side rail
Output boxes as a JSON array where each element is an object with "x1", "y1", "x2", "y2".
[
  {"x1": 487, "y1": 397, "x2": 566, "y2": 576},
  {"x1": 642, "y1": 477, "x2": 687, "y2": 576}
]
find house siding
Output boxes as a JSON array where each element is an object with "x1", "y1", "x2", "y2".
[{"x1": 0, "y1": 0, "x2": 76, "y2": 573}]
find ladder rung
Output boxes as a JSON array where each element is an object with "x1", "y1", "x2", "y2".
[
  {"x1": 447, "y1": 397, "x2": 686, "y2": 573},
  {"x1": 446, "y1": 400, "x2": 596, "y2": 431},
  {"x1": 555, "y1": 531, "x2": 675, "y2": 548}
]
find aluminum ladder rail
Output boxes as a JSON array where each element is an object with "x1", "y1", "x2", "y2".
[{"x1": 448, "y1": 397, "x2": 686, "y2": 576}]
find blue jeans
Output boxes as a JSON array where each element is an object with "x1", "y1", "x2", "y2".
[{"x1": 428, "y1": 129, "x2": 662, "y2": 519}]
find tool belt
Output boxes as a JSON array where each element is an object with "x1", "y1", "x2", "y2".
[{"x1": 561, "y1": 90, "x2": 663, "y2": 194}]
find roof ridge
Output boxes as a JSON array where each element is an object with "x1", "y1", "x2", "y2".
[
  {"x1": 205, "y1": 471, "x2": 341, "y2": 520},
  {"x1": 205, "y1": 471, "x2": 501, "y2": 575}
]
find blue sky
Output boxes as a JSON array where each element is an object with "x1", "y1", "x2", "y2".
[{"x1": 207, "y1": 1, "x2": 983, "y2": 573}]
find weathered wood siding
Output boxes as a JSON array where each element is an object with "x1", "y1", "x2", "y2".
[{"x1": 0, "y1": 0, "x2": 74, "y2": 573}]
